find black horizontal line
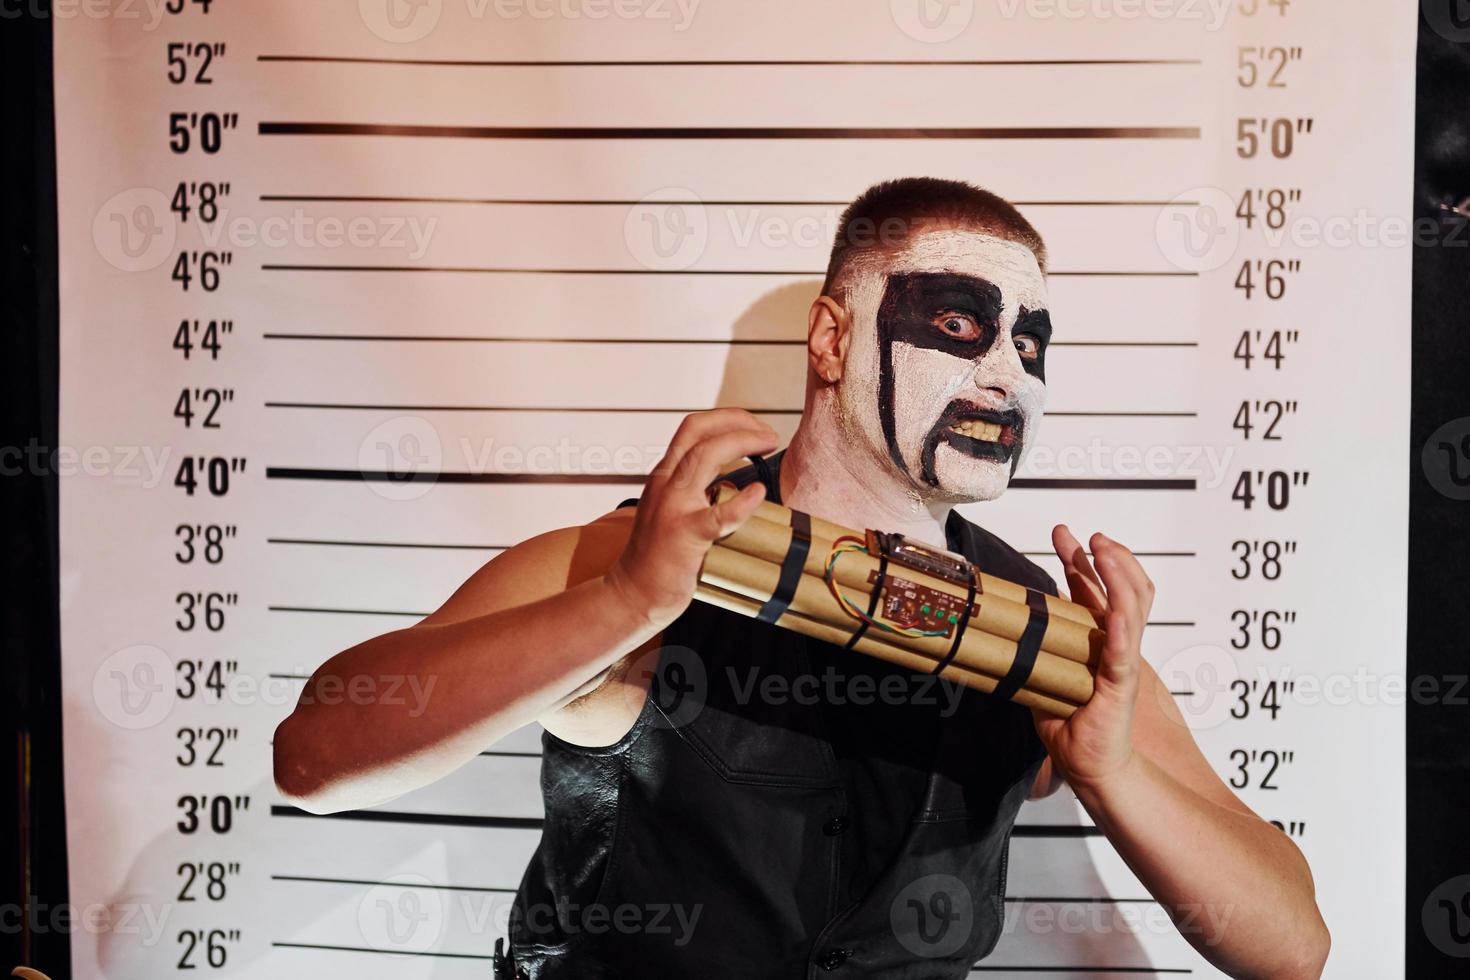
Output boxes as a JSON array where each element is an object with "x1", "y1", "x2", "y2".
[
  {"x1": 258, "y1": 55, "x2": 1200, "y2": 68},
  {"x1": 273, "y1": 804, "x2": 543, "y2": 830},
  {"x1": 263, "y1": 332, "x2": 804, "y2": 345},
  {"x1": 268, "y1": 672, "x2": 309, "y2": 680},
  {"x1": 1147, "y1": 621, "x2": 1196, "y2": 627},
  {"x1": 263, "y1": 402, "x2": 1169, "y2": 416},
  {"x1": 273, "y1": 874, "x2": 515, "y2": 893},
  {"x1": 272, "y1": 941, "x2": 494, "y2": 960},
  {"x1": 267, "y1": 466, "x2": 647, "y2": 485},
  {"x1": 263, "y1": 401, "x2": 801, "y2": 414},
  {"x1": 970, "y1": 969, "x2": 1187, "y2": 975},
  {"x1": 259, "y1": 122, "x2": 1201, "y2": 141},
  {"x1": 260, "y1": 194, "x2": 1196, "y2": 208},
  {"x1": 262, "y1": 467, "x2": 1196, "y2": 491},
  {"x1": 268, "y1": 537, "x2": 506, "y2": 550},
  {"x1": 269, "y1": 605, "x2": 427, "y2": 617},
  {"x1": 261, "y1": 264, "x2": 1193, "y2": 277},
  {"x1": 258, "y1": 262, "x2": 1187, "y2": 277},
  {"x1": 260, "y1": 333, "x2": 1195, "y2": 349},
  {"x1": 1005, "y1": 896, "x2": 1156, "y2": 904},
  {"x1": 480, "y1": 750, "x2": 542, "y2": 758},
  {"x1": 1045, "y1": 411, "x2": 1196, "y2": 418},
  {"x1": 1010, "y1": 824, "x2": 1103, "y2": 838},
  {"x1": 1022, "y1": 551, "x2": 1196, "y2": 558},
  {"x1": 1010, "y1": 478, "x2": 1195, "y2": 490}
]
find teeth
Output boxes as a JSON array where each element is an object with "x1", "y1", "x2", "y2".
[{"x1": 950, "y1": 420, "x2": 1003, "y2": 442}]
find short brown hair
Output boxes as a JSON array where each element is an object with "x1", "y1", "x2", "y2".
[{"x1": 821, "y1": 177, "x2": 1046, "y2": 295}]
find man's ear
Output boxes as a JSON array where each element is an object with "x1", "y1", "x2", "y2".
[{"x1": 807, "y1": 295, "x2": 851, "y2": 385}]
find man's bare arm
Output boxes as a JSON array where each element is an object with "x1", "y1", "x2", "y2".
[{"x1": 271, "y1": 409, "x2": 777, "y2": 814}]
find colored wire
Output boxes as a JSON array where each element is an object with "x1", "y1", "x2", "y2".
[{"x1": 824, "y1": 542, "x2": 949, "y2": 638}]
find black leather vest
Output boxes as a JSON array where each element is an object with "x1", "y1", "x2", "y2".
[{"x1": 506, "y1": 450, "x2": 1056, "y2": 979}]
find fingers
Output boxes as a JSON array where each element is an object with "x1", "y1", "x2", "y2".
[
  {"x1": 1051, "y1": 523, "x2": 1107, "y2": 611},
  {"x1": 706, "y1": 480, "x2": 768, "y2": 539},
  {"x1": 650, "y1": 409, "x2": 776, "y2": 491},
  {"x1": 666, "y1": 426, "x2": 780, "y2": 504}
]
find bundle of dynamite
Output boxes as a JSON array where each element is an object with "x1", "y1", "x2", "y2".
[{"x1": 697, "y1": 481, "x2": 1103, "y2": 718}]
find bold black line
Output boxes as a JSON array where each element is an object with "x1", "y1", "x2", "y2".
[
  {"x1": 259, "y1": 122, "x2": 1201, "y2": 140},
  {"x1": 1004, "y1": 896, "x2": 1157, "y2": 904},
  {"x1": 1045, "y1": 411, "x2": 1196, "y2": 418},
  {"x1": 267, "y1": 537, "x2": 506, "y2": 550},
  {"x1": 260, "y1": 468, "x2": 1196, "y2": 491},
  {"x1": 1021, "y1": 551, "x2": 1196, "y2": 558},
  {"x1": 272, "y1": 804, "x2": 543, "y2": 830},
  {"x1": 272, "y1": 874, "x2": 517, "y2": 894},
  {"x1": 271, "y1": 941, "x2": 495, "y2": 960},
  {"x1": 1009, "y1": 825, "x2": 1103, "y2": 837},
  {"x1": 257, "y1": 55, "x2": 1201, "y2": 68},
  {"x1": 1009, "y1": 478, "x2": 1196, "y2": 490},
  {"x1": 969, "y1": 968, "x2": 1192, "y2": 975}
]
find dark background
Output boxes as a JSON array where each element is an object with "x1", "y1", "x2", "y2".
[{"x1": 3, "y1": 5, "x2": 1468, "y2": 977}]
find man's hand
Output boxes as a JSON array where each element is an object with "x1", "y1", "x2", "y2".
[
  {"x1": 605, "y1": 408, "x2": 779, "y2": 629},
  {"x1": 1032, "y1": 524, "x2": 1154, "y2": 792}
]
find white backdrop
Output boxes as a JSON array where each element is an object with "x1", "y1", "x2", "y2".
[{"x1": 55, "y1": 1, "x2": 1416, "y2": 976}]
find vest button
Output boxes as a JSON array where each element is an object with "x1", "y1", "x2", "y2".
[{"x1": 822, "y1": 816, "x2": 849, "y2": 836}]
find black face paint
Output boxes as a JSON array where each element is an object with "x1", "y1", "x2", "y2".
[
  {"x1": 1014, "y1": 306, "x2": 1053, "y2": 383},
  {"x1": 875, "y1": 272, "x2": 1004, "y2": 476},
  {"x1": 919, "y1": 402, "x2": 1025, "y2": 487}
]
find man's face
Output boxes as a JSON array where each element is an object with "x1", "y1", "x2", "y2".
[{"x1": 832, "y1": 227, "x2": 1051, "y2": 503}]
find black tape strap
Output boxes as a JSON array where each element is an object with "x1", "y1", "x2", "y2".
[
  {"x1": 842, "y1": 533, "x2": 890, "y2": 651},
  {"x1": 756, "y1": 509, "x2": 811, "y2": 624},
  {"x1": 992, "y1": 588, "x2": 1051, "y2": 702},
  {"x1": 931, "y1": 566, "x2": 978, "y2": 675}
]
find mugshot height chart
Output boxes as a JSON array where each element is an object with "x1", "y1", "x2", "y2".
[{"x1": 54, "y1": 2, "x2": 1415, "y2": 977}]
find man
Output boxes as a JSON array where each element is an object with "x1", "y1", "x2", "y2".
[{"x1": 273, "y1": 178, "x2": 1330, "y2": 978}]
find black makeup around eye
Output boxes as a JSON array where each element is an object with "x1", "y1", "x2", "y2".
[
  {"x1": 1013, "y1": 306, "x2": 1052, "y2": 382},
  {"x1": 877, "y1": 272, "x2": 1004, "y2": 358}
]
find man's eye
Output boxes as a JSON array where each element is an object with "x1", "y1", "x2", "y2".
[
  {"x1": 1014, "y1": 333, "x2": 1041, "y2": 359},
  {"x1": 933, "y1": 312, "x2": 980, "y2": 341}
]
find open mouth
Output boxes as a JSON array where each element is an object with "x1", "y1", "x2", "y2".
[{"x1": 937, "y1": 410, "x2": 1022, "y2": 463}]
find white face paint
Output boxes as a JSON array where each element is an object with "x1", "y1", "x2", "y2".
[{"x1": 831, "y1": 228, "x2": 1051, "y2": 503}]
